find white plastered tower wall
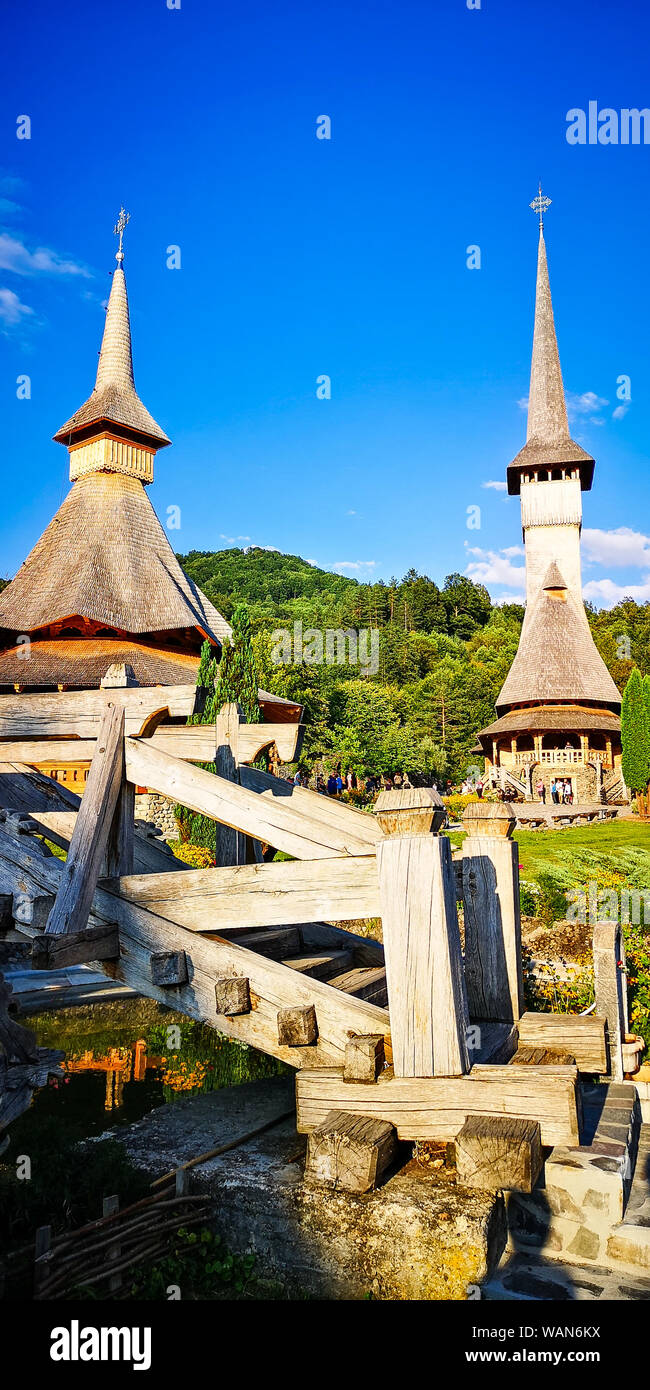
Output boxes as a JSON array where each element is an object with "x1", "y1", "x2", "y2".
[{"x1": 520, "y1": 471, "x2": 583, "y2": 607}]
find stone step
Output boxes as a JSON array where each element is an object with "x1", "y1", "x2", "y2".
[{"x1": 483, "y1": 1251, "x2": 650, "y2": 1301}]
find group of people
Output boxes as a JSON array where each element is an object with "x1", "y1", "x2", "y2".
[
  {"x1": 292, "y1": 767, "x2": 413, "y2": 798},
  {"x1": 535, "y1": 776, "x2": 574, "y2": 805}
]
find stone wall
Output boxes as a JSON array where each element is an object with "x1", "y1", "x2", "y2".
[{"x1": 134, "y1": 792, "x2": 180, "y2": 840}]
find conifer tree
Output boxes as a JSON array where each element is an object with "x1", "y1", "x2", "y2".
[
  {"x1": 621, "y1": 667, "x2": 650, "y2": 816},
  {"x1": 214, "y1": 604, "x2": 261, "y2": 724}
]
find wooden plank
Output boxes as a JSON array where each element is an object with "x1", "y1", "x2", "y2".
[
  {"x1": 110, "y1": 857, "x2": 381, "y2": 933},
  {"x1": 517, "y1": 1012, "x2": 608, "y2": 1074},
  {"x1": 124, "y1": 737, "x2": 377, "y2": 859},
  {"x1": 593, "y1": 920, "x2": 627, "y2": 1081},
  {"x1": 462, "y1": 829, "x2": 524, "y2": 1024},
  {"x1": 0, "y1": 823, "x2": 392, "y2": 1069},
  {"x1": 296, "y1": 1063, "x2": 580, "y2": 1146},
  {"x1": 31, "y1": 924, "x2": 119, "y2": 970},
  {"x1": 0, "y1": 685, "x2": 197, "y2": 738},
  {"x1": 305, "y1": 1111, "x2": 397, "y2": 1193},
  {"x1": 508, "y1": 1044, "x2": 576, "y2": 1066},
  {"x1": 214, "y1": 702, "x2": 244, "y2": 868},
  {"x1": 45, "y1": 704, "x2": 126, "y2": 937},
  {"x1": 105, "y1": 778, "x2": 135, "y2": 879},
  {"x1": 237, "y1": 722, "x2": 303, "y2": 765},
  {"x1": 377, "y1": 807, "x2": 469, "y2": 1077},
  {"x1": 240, "y1": 763, "x2": 381, "y2": 846},
  {"x1": 455, "y1": 1115, "x2": 542, "y2": 1193},
  {"x1": 331, "y1": 967, "x2": 387, "y2": 1006},
  {"x1": 284, "y1": 950, "x2": 354, "y2": 982}
]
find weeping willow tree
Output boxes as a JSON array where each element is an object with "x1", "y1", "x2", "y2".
[{"x1": 175, "y1": 606, "x2": 261, "y2": 852}]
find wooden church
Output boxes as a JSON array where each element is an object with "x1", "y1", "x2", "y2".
[
  {"x1": 0, "y1": 211, "x2": 299, "y2": 787},
  {"x1": 476, "y1": 192, "x2": 624, "y2": 805}
]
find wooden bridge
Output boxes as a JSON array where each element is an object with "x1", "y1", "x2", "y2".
[{"x1": 0, "y1": 679, "x2": 632, "y2": 1194}]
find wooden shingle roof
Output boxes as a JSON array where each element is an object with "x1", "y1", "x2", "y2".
[{"x1": 0, "y1": 472, "x2": 231, "y2": 647}]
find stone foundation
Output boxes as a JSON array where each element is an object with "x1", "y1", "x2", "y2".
[{"x1": 134, "y1": 792, "x2": 180, "y2": 840}]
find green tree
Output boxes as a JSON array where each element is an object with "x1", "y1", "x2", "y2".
[
  {"x1": 621, "y1": 667, "x2": 650, "y2": 816},
  {"x1": 215, "y1": 604, "x2": 261, "y2": 723}
]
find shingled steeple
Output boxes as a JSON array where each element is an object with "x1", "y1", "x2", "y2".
[
  {"x1": 507, "y1": 192, "x2": 594, "y2": 496},
  {"x1": 53, "y1": 207, "x2": 170, "y2": 483}
]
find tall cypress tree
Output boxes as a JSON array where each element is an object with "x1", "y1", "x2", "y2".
[{"x1": 621, "y1": 667, "x2": 650, "y2": 816}]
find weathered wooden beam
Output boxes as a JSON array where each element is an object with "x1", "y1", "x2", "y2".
[
  {"x1": 376, "y1": 788, "x2": 469, "y2": 1078},
  {"x1": 124, "y1": 737, "x2": 376, "y2": 859},
  {"x1": 305, "y1": 1110, "x2": 397, "y2": 1193},
  {"x1": 593, "y1": 920, "x2": 628, "y2": 1081},
  {"x1": 45, "y1": 704, "x2": 126, "y2": 937},
  {"x1": 461, "y1": 802, "x2": 524, "y2": 1024},
  {"x1": 517, "y1": 1012, "x2": 607, "y2": 1074},
  {"x1": 237, "y1": 722, "x2": 304, "y2": 765},
  {"x1": 344, "y1": 1034, "x2": 385, "y2": 1083},
  {"x1": 0, "y1": 824, "x2": 392, "y2": 1069},
  {"x1": 239, "y1": 764, "x2": 381, "y2": 846},
  {"x1": 214, "y1": 702, "x2": 244, "y2": 868},
  {"x1": 32, "y1": 924, "x2": 119, "y2": 971},
  {"x1": 455, "y1": 1114, "x2": 543, "y2": 1193},
  {"x1": 110, "y1": 857, "x2": 381, "y2": 933},
  {"x1": 0, "y1": 685, "x2": 197, "y2": 739},
  {"x1": 296, "y1": 1062, "x2": 581, "y2": 1146},
  {"x1": 104, "y1": 779, "x2": 135, "y2": 880}
]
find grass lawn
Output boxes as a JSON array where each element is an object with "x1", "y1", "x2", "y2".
[{"x1": 446, "y1": 818, "x2": 650, "y2": 892}]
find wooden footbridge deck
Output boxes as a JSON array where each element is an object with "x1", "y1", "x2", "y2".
[{"x1": 0, "y1": 678, "x2": 632, "y2": 1193}]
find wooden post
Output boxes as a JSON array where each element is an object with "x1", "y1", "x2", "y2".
[
  {"x1": 105, "y1": 747, "x2": 134, "y2": 879},
  {"x1": 34, "y1": 1224, "x2": 51, "y2": 1297},
  {"x1": 45, "y1": 702, "x2": 125, "y2": 936},
  {"x1": 455, "y1": 1114, "x2": 542, "y2": 1193},
  {"x1": 593, "y1": 919, "x2": 628, "y2": 1081},
  {"x1": 214, "y1": 702, "x2": 244, "y2": 866},
  {"x1": 461, "y1": 801, "x2": 524, "y2": 1025},
  {"x1": 305, "y1": 1110, "x2": 397, "y2": 1193},
  {"x1": 375, "y1": 788, "x2": 470, "y2": 1078}
]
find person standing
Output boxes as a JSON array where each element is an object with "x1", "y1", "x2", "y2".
[
  {"x1": 550, "y1": 777, "x2": 557, "y2": 804},
  {"x1": 536, "y1": 776, "x2": 545, "y2": 804},
  {"x1": 327, "y1": 773, "x2": 337, "y2": 796}
]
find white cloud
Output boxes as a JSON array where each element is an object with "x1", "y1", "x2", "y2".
[
  {"x1": 482, "y1": 479, "x2": 507, "y2": 492},
  {"x1": 582, "y1": 527, "x2": 650, "y2": 570},
  {"x1": 464, "y1": 544, "x2": 526, "y2": 589},
  {"x1": 612, "y1": 403, "x2": 629, "y2": 420},
  {"x1": 331, "y1": 560, "x2": 378, "y2": 573},
  {"x1": 566, "y1": 390, "x2": 609, "y2": 421},
  {"x1": 583, "y1": 576, "x2": 650, "y2": 607},
  {"x1": 219, "y1": 533, "x2": 251, "y2": 544},
  {"x1": 0, "y1": 198, "x2": 21, "y2": 216},
  {"x1": 0, "y1": 286, "x2": 34, "y2": 326},
  {"x1": 494, "y1": 592, "x2": 526, "y2": 606},
  {"x1": 0, "y1": 232, "x2": 91, "y2": 278},
  {"x1": 345, "y1": 508, "x2": 357, "y2": 515}
]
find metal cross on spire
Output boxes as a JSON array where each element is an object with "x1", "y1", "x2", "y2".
[
  {"x1": 529, "y1": 182, "x2": 551, "y2": 230},
  {"x1": 113, "y1": 206, "x2": 130, "y2": 263}
]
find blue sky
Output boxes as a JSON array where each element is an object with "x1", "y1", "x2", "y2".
[{"x1": 2, "y1": 0, "x2": 650, "y2": 606}]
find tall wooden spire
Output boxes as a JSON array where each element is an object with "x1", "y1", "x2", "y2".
[
  {"x1": 507, "y1": 196, "x2": 594, "y2": 496},
  {"x1": 53, "y1": 208, "x2": 170, "y2": 483}
]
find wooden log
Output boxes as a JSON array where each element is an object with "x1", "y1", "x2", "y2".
[
  {"x1": 517, "y1": 1012, "x2": 607, "y2": 1074},
  {"x1": 45, "y1": 704, "x2": 125, "y2": 937},
  {"x1": 31, "y1": 924, "x2": 119, "y2": 971},
  {"x1": 344, "y1": 1034, "x2": 385, "y2": 1083},
  {"x1": 461, "y1": 803, "x2": 524, "y2": 1024},
  {"x1": 305, "y1": 1110, "x2": 397, "y2": 1193},
  {"x1": 102, "y1": 1194, "x2": 121, "y2": 1295},
  {"x1": 239, "y1": 764, "x2": 381, "y2": 846},
  {"x1": 150, "y1": 951, "x2": 188, "y2": 987},
  {"x1": 508, "y1": 1044, "x2": 576, "y2": 1066},
  {"x1": 125, "y1": 737, "x2": 376, "y2": 859},
  {"x1": 0, "y1": 685, "x2": 197, "y2": 739},
  {"x1": 111, "y1": 856, "x2": 381, "y2": 934},
  {"x1": 376, "y1": 789, "x2": 469, "y2": 1077},
  {"x1": 593, "y1": 920, "x2": 627, "y2": 1081},
  {"x1": 214, "y1": 976, "x2": 251, "y2": 1016},
  {"x1": 237, "y1": 722, "x2": 303, "y2": 765},
  {"x1": 0, "y1": 822, "x2": 392, "y2": 1068},
  {"x1": 455, "y1": 1115, "x2": 542, "y2": 1193},
  {"x1": 296, "y1": 1062, "x2": 581, "y2": 1146},
  {"x1": 234, "y1": 926, "x2": 302, "y2": 960},
  {"x1": 104, "y1": 776, "x2": 134, "y2": 880},
  {"x1": 277, "y1": 1004, "x2": 318, "y2": 1046}
]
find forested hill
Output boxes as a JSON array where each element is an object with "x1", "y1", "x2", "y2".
[{"x1": 178, "y1": 546, "x2": 650, "y2": 781}]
